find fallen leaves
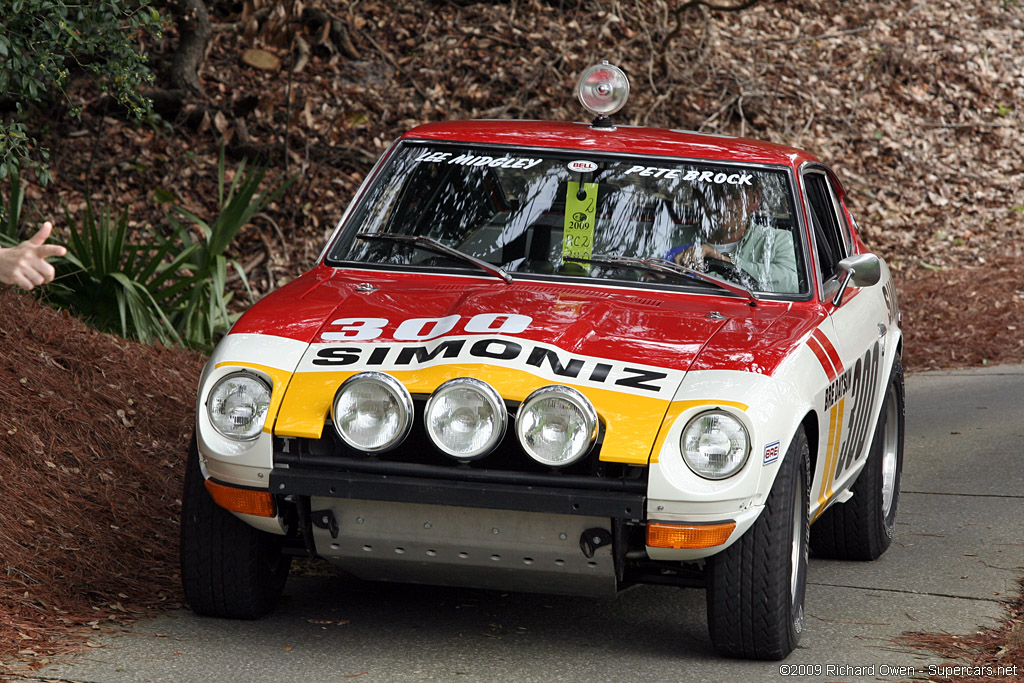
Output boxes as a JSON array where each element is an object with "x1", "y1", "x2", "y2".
[{"x1": 241, "y1": 48, "x2": 282, "y2": 71}]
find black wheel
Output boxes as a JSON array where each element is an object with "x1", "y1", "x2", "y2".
[
  {"x1": 706, "y1": 427, "x2": 810, "y2": 660},
  {"x1": 811, "y1": 355, "x2": 905, "y2": 561},
  {"x1": 180, "y1": 434, "x2": 291, "y2": 618}
]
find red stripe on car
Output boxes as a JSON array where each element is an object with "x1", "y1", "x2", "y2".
[
  {"x1": 813, "y1": 329, "x2": 844, "y2": 375},
  {"x1": 807, "y1": 334, "x2": 837, "y2": 381}
]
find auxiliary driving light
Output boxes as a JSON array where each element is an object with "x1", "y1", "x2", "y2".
[
  {"x1": 576, "y1": 61, "x2": 630, "y2": 124},
  {"x1": 332, "y1": 372, "x2": 413, "y2": 452},
  {"x1": 516, "y1": 385, "x2": 598, "y2": 467},
  {"x1": 425, "y1": 378, "x2": 507, "y2": 460}
]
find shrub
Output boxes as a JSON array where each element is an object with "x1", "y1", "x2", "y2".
[
  {"x1": 11, "y1": 152, "x2": 294, "y2": 349},
  {"x1": 168, "y1": 148, "x2": 295, "y2": 348},
  {"x1": 46, "y1": 201, "x2": 198, "y2": 346},
  {"x1": 0, "y1": 0, "x2": 162, "y2": 185}
]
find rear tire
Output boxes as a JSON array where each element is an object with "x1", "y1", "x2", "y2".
[
  {"x1": 706, "y1": 427, "x2": 810, "y2": 660},
  {"x1": 810, "y1": 356, "x2": 905, "y2": 561},
  {"x1": 180, "y1": 434, "x2": 291, "y2": 618}
]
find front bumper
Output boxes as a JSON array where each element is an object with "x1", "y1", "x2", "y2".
[{"x1": 269, "y1": 456, "x2": 645, "y2": 520}]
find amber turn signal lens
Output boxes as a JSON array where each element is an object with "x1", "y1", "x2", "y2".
[
  {"x1": 205, "y1": 479, "x2": 275, "y2": 517},
  {"x1": 646, "y1": 521, "x2": 736, "y2": 549}
]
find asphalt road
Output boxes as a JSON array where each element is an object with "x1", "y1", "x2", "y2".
[{"x1": 32, "y1": 366, "x2": 1024, "y2": 683}]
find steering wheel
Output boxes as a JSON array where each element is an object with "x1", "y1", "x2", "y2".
[{"x1": 705, "y1": 257, "x2": 759, "y2": 290}]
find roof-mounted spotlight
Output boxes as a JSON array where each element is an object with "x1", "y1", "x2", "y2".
[{"x1": 576, "y1": 61, "x2": 630, "y2": 129}]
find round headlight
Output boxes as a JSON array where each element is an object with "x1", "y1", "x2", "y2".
[
  {"x1": 207, "y1": 372, "x2": 272, "y2": 441},
  {"x1": 516, "y1": 385, "x2": 598, "y2": 467},
  {"x1": 576, "y1": 62, "x2": 630, "y2": 117},
  {"x1": 332, "y1": 372, "x2": 413, "y2": 452},
  {"x1": 680, "y1": 411, "x2": 750, "y2": 480},
  {"x1": 425, "y1": 378, "x2": 507, "y2": 460}
]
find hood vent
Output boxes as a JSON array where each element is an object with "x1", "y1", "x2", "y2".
[
  {"x1": 623, "y1": 297, "x2": 663, "y2": 308},
  {"x1": 433, "y1": 282, "x2": 614, "y2": 298},
  {"x1": 432, "y1": 283, "x2": 663, "y2": 307}
]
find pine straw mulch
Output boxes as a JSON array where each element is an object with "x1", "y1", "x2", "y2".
[
  {"x1": 0, "y1": 288, "x2": 204, "y2": 679},
  {"x1": 896, "y1": 577, "x2": 1024, "y2": 683}
]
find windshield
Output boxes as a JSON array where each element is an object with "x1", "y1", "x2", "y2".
[{"x1": 327, "y1": 142, "x2": 808, "y2": 296}]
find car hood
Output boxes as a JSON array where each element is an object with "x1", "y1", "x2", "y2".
[{"x1": 230, "y1": 268, "x2": 816, "y2": 464}]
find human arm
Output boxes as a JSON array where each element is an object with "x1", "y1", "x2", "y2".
[
  {"x1": 0, "y1": 222, "x2": 67, "y2": 290},
  {"x1": 732, "y1": 226, "x2": 798, "y2": 293}
]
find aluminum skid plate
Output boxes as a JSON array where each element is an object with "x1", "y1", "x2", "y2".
[{"x1": 310, "y1": 497, "x2": 617, "y2": 597}]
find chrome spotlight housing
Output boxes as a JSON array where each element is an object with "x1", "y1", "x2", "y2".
[
  {"x1": 516, "y1": 385, "x2": 599, "y2": 467},
  {"x1": 425, "y1": 378, "x2": 507, "y2": 461},
  {"x1": 576, "y1": 61, "x2": 630, "y2": 126},
  {"x1": 332, "y1": 372, "x2": 413, "y2": 452}
]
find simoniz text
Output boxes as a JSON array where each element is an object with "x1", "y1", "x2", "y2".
[{"x1": 311, "y1": 337, "x2": 672, "y2": 394}]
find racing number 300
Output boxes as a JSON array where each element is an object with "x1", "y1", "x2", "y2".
[
  {"x1": 835, "y1": 341, "x2": 881, "y2": 477},
  {"x1": 322, "y1": 313, "x2": 533, "y2": 342}
]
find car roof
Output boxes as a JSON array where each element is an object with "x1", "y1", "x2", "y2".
[{"x1": 401, "y1": 120, "x2": 820, "y2": 169}]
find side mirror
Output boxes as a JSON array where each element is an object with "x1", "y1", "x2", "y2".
[{"x1": 832, "y1": 253, "x2": 881, "y2": 306}]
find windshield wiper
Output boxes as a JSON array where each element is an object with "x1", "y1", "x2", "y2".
[
  {"x1": 357, "y1": 232, "x2": 513, "y2": 284},
  {"x1": 564, "y1": 253, "x2": 759, "y2": 306}
]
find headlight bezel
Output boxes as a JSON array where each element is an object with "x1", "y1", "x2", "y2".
[
  {"x1": 424, "y1": 377, "x2": 507, "y2": 461},
  {"x1": 679, "y1": 409, "x2": 751, "y2": 480},
  {"x1": 515, "y1": 385, "x2": 599, "y2": 468},
  {"x1": 331, "y1": 371, "x2": 414, "y2": 453},
  {"x1": 206, "y1": 370, "x2": 273, "y2": 442}
]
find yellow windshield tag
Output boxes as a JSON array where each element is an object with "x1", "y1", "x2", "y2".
[{"x1": 562, "y1": 181, "x2": 597, "y2": 260}]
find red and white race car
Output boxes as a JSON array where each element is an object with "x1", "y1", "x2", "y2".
[{"x1": 180, "y1": 63, "x2": 904, "y2": 660}]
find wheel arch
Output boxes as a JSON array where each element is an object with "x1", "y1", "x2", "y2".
[{"x1": 800, "y1": 409, "x2": 820, "y2": 492}]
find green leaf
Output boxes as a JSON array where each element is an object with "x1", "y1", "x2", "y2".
[{"x1": 153, "y1": 187, "x2": 177, "y2": 204}]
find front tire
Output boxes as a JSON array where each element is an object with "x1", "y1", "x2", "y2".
[
  {"x1": 706, "y1": 427, "x2": 810, "y2": 660},
  {"x1": 180, "y1": 434, "x2": 291, "y2": 618},
  {"x1": 810, "y1": 356, "x2": 905, "y2": 561}
]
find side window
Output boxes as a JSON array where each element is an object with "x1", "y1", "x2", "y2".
[{"x1": 804, "y1": 173, "x2": 848, "y2": 282}]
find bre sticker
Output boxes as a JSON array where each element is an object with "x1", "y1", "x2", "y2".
[
  {"x1": 567, "y1": 160, "x2": 599, "y2": 173},
  {"x1": 763, "y1": 441, "x2": 781, "y2": 466}
]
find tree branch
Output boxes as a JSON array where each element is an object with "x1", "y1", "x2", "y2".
[
  {"x1": 660, "y1": 0, "x2": 761, "y2": 58},
  {"x1": 169, "y1": 0, "x2": 212, "y2": 95}
]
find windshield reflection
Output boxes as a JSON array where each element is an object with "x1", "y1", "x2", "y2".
[{"x1": 329, "y1": 144, "x2": 807, "y2": 295}]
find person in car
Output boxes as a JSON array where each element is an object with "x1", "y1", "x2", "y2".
[{"x1": 668, "y1": 183, "x2": 798, "y2": 293}]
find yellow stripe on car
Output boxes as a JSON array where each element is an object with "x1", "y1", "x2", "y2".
[
  {"x1": 273, "y1": 365, "x2": 676, "y2": 465},
  {"x1": 814, "y1": 398, "x2": 845, "y2": 520}
]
